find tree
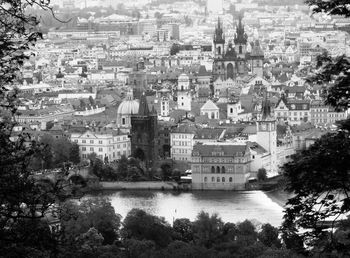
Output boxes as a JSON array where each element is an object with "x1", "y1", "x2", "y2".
[
  {"x1": 282, "y1": 129, "x2": 350, "y2": 252},
  {"x1": 52, "y1": 138, "x2": 71, "y2": 166},
  {"x1": 192, "y1": 211, "x2": 224, "y2": 248},
  {"x1": 170, "y1": 43, "x2": 180, "y2": 56},
  {"x1": 60, "y1": 198, "x2": 121, "y2": 246},
  {"x1": 281, "y1": 1, "x2": 350, "y2": 255},
  {"x1": 257, "y1": 168, "x2": 267, "y2": 181},
  {"x1": 173, "y1": 218, "x2": 193, "y2": 242},
  {"x1": 69, "y1": 143, "x2": 80, "y2": 164},
  {"x1": 117, "y1": 155, "x2": 128, "y2": 179},
  {"x1": 0, "y1": 1, "x2": 67, "y2": 255},
  {"x1": 121, "y1": 209, "x2": 173, "y2": 248},
  {"x1": 258, "y1": 224, "x2": 281, "y2": 248}
]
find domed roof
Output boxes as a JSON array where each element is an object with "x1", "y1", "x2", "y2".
[
  {"x1": 117, "y1": 99, "x2": 139, "y2": 115},
  {"x1": 178, "y1": 73, "x2": 189, "y2": 82}
]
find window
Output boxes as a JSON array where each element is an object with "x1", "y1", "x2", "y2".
[
  {"x1": 90, "y1": 140, "x2": 94, "y2": 144},
  {"x1": 82, "y1": 140, "x2": 86, "y2": 143},
  {"x1": 212, "y1": 177, "x2": 215, "y2": 182},
  {"x1": 74, "y1": 140, "x2": 78, "y2": 143},
  {"x1": 222, "y1": 166, "x2": 225, "y2": 174},
  {"x1": 229, "y1": 177, "x2": 232, "y2": 182},
  {"x1": 98, "y1": 148, "x2": 103, "y2": 152},
  {"x1": 204, "y1": 177, "x2": 207, "y2": 182},
  {"x1": 211, "y1": 166, "x2": 215, "y2": 173},
  {"x1": 230, "y1": 108, "x2": 233, "y2": 113},
  {"x1": 222, "y1": 177, "x2": 225, "y2": 182},
  {"x1": 217, "y1": 177, "x2": 220, "y2": 182},
  {"x1": 90, "y1": 147, "x2": 94, "y2": 151},
  {"x1": 99, "y1": 140, "x2": 102, "y2": 144},
  {"x1": 82, "y1": 147, "x2": 86, "y2": 151},
  {"x1": 216, "y1": 166, "x2": 220, "y2": 173}
]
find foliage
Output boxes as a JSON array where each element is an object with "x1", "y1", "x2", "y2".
[
  {"x1": 257, "y1": 168, "x2": 267, "y2": 181},
  {"x1": 173, "y1": 218, "x2": 193, "y2": 242},
  {"x1": 60, "y1": 197, "x2": 121, "y2": 246},
  {"x1": 308, "y1": 53, "x2": 350, "y2": 110},
  {"x1": 306, "y1": 0, "x2": 350, "y2": 17},
  {"x1": 280, "y1": 1, "x2": 350, "y2": 256},
  {"x1": 121, "y1": 208, "x2": 173, "y2": 248},
  {"x1": 192, "y1": 211, "x2": 224, "y2": 248},
  {"x1": 258, "y1": 223, "x2": 281, "y2": 248}
]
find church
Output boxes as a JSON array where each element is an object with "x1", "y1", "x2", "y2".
[{"x1": 212, "y1": 17, "x2": 264, "y2": 81}]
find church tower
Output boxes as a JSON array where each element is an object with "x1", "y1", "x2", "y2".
[
  {"x1": 256, "y1": 95, "x2": 277, "y2": 175},
  {"x1": 177, "y1": 73, "x2": 192, "y2": 111},
  {"x1": 160, "y1": 96, "x2": 169, "y2": 117},
  {"x1": 213, "y1": 18, "x2": 225, "y2": 58},
  {"x1": 212, "y1": 18, "x2": 225, "y2": 80},
  {"x1": 131, "y1": 94, "x2": 158, "y2": 168},
  {"x1": 234, "y1": 16, "x2": 248, "y2": 74},
  {"x1": 249, "y1": 40, "x2": 264, "y2": 77}
]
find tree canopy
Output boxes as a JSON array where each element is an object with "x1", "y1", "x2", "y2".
[{"x1": 281, "y1": 0, "x2": 350, "y2": 256}]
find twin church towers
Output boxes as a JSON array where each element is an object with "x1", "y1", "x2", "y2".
[{"x1": 212, "y1": 16, "x2": 264, "y2": 80}]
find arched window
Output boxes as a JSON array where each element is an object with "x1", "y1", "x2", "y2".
[
  {"x1": 212, "y1": 177, "x2": 215, "y2": 182},
  {"x1": 211, "y1": 166, "x2": 215, "y2": 173},
  {"x1": 181, "y1": 86, "x2": 184, "y2": 91},
  {"x1": 239, "y1": 45, "x2": 243, "y2": 54},
  {"x1": 204, "y1": 177, "x2": 207, "y2": 182},
  {"x1": 229, "y1": 177, "x2": 233, "y2": 182},
  {"x1": 217, "y1": 177, "x2": 220, "y2": 182},
  {"x1": 122, "y1": 117, "x2": 126, "y2": 125},
  {"x1": 230, "y1": 108, "x2": 233, "y2": 113},
  {"x1": 216, "y1": 166, "x2": 220, "y2": 173},
  {"x1": 211, "y1": 112, "x2": 215, "y2": 119},
  {"x1": 222, "y1": 166, "x2": 225, "y2": 174},
  {"x1": 222, "y1": 177, "x2": 225, "y2": 182},
  {"x1": 218, "y1": 46, "x2": 221, "y2": 55}
]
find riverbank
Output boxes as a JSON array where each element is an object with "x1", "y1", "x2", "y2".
[
  {"x1": 265, "y1": 189, "x2": 293, "y2": 208},
  {"x1": 100, "y1": 181, "x2": 181, "y2": 190}
]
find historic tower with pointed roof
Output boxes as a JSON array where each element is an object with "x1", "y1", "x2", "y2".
[
  {"x1": 131, "y1": 93, "x2": 158, "y2": 167},
  {"x1": 212, "y1": 15, "x2": 264, "y2": 81},
  {"x1": 256, "y1": 94, "x2": 277, "y2": 175}
]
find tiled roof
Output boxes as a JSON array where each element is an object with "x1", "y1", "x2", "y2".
[{"x1": 193, "y1": 143, "x2": 248, "y2": 157}]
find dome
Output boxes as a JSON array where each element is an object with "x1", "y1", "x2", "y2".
[
  {"x1": 178, "y1": 73, "x2": 189, "y2": 82},
  {"x1": 117, "y1": 99, "x2": 139, "y2": 115}
]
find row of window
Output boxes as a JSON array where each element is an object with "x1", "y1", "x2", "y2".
[
  {"x1": 204, "y1": 177, "x2": 233, "y2": 183},
  {"x1": 276, "y1": 111, "x2": 308, "y2": 117},
  {"x1": 81, "y1": 146, "x2": 128, "y2": 152}
]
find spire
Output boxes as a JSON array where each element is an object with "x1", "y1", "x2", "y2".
[
  {"x1": 151, "y1": 105, "x2": 157, "y2": 114},
  {"x1": 214, "y1": 16, "x2": 225, "y2": 44},
  {"x1": 234, "y1": 14, "x2": 247, "y2": 45},
  {"x1": 138, "y1": 93, "x2": 149, "y2": 116},
  {"x1": 261, "y1": 92, "x2": 273, "y2": 121}
]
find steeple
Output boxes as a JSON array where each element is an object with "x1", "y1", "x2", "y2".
[
  {"x1": 138, "y1": 93, "x2": 149, "y2": 116},
  {"x1": 261, "y1": 93, "x2": 274, "y2": 121},
  {"x1": 214, "y1": 17, "x2": 225, "y2": 44},
  {"x1": 234, "y1": 15, "x2": 247, "y2": 45}
]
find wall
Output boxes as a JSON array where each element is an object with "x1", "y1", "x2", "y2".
[{"x1": 101, "y1": 181, "x2": 179, "y2": 190}]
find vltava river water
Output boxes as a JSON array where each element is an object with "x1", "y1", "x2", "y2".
[{"x1": 95, "y1": 190, "x2": 286, "y2": 226}]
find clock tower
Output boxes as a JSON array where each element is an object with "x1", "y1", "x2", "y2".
[{"x1": 256, "y1": 96, "x2": 277, "y2": 175}]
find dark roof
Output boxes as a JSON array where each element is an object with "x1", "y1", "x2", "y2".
[
  {"x1": 193, "y1": 144, "x2": 248, "y2": 157},
  {"x1": 138, "y1": 93, "x2": 150, "y2": 116}
]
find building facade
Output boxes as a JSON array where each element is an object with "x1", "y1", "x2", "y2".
[
  {"x1": 191, "y1": 143, "x2": 251, "y2": 190},
  {"x1": 130, "y1": 94, "x2": 158, "y2": 167},
  {"x1": 71, "y1": 129, "x2": 131, "y2": 162}
]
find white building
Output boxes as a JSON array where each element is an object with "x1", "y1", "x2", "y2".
[
  {"x1": 177, "y1": 73, "x2": 192, "y2": 111},
  {"x1": 71, "y1": 129, "x2": 131, "y2": 162},
  {"x1": 200, "y1": 99, "x2": 220, "y2": 119}
]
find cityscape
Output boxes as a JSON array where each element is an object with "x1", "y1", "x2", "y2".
[{"x1": 1, "y1": 0, "x2": 350, "y2": 257}]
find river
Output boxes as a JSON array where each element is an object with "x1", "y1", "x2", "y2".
[{"x1": 91, "y1": 190, "x2": 288, "y2": 227}]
